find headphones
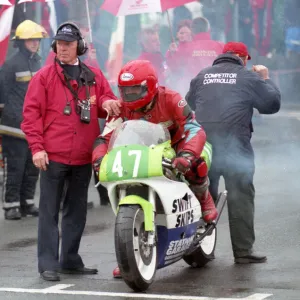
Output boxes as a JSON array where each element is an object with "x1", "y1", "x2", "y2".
[{"x1": 51, "y1": 21, "x2": 88, "y2": 56}]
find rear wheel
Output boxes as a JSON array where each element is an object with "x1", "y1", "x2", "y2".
[
  {"x1": 183, "y1": 226, "x2": 217, "y2": 267},
  {"x1": 183, "y1": 192, "x2": 223, "y2": 267},
  {"x1": 115, "y1": 205, "x2": 157, "y2": 291}
]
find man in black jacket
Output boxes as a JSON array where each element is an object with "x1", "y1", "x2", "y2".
[
  {"x1": 0, "y1": 20, "x2": 48, "y2": 220},
  {"x1": 186, "y1": 42, "x2": 281, "y2": 263}
]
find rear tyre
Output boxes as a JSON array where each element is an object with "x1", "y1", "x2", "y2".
[
  {"x1": 115, "y1": 205, "x2": 157, "y2": 291},
  {"x1": 183, "y1": 192, "x2": 222, "y2": 267},
  {"x1": 183, "y1": 226, "x2": 217, "y2": 267}
]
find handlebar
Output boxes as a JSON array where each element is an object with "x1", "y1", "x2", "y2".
[{"x1": 162, "y1": 157, "x2": 173, "y2": 169}]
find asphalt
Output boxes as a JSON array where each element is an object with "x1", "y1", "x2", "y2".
[{"x1": 0, "y1": 106, "x2": 300, "y2": 300}]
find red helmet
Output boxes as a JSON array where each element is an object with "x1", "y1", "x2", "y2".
[{"x1": 118, "y1": 60, "x2": 158, "y2": 110}]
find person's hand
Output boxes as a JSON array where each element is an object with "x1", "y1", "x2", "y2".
[
  {"x1": 172, "y1": 156, "x2": 193, "y2": 174},
  {"x1": 102, "y1": 99, "x2": 122, "y2": 117},
  {"x1": 252, "y1": 65, "x2": 270, "y2": 80},
  {"x1": 169, "y1": 42, "x2": 178, "y2": 52},
  {"x1": 93, "y1": 157, "x2": 103, "y2": 178},
  {"x1": 33, "y1": 150, "x2": 49, "y2": 171}
]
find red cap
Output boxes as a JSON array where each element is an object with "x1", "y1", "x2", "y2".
[{"x1": 223, "y1": 42, "x2": 251, "y2": 60}]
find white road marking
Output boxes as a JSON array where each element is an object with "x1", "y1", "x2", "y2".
[
  {"x1": 42, "y1": 284, "x2": 75, "y2": 291},
  {"x1": 245, "y1": 294, "x2": 273, "y2": 300},
  {"x1": 0, "y1": 285, "x2": 273, "y2": 300}
]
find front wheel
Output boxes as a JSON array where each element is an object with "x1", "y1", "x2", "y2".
[{"x1": 115, "y1": 205, "x2": 157, "y2": 292}]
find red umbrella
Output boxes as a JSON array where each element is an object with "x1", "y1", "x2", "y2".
[
  {"x1": 101, "y1": 0, "x2": 196, "y2": 16},
  {"x1": 101, "y1": 0, "x2": 196, "y2": 42}
]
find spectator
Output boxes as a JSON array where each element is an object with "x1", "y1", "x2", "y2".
[
  {"x1": 166, "y1": 19, "x2": 193, "y2": 95},
  {"x1": 21, "y1": 22, "x2": 120, "y2": 282},
  {"x1": 186, "y1": 42, "x2": 281, "y2": 263},
  {"x1": 284, "y1": 0, "x2": 300, "y2": 58},
  {"x1": 172, "y1": 5, "x2": 192, "y2": 35},
  {"x1": 0, "y1": 20, "x2": 48, "y2": 220},
  {"x1": 168, "y1": 17, "x2": 224, "y2": 97},
  {"x1": 137, "y1": 28, "x2": 167, "y2": 85}
]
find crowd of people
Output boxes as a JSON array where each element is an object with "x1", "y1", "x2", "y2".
[{"x1": 0, "y1": 0, "x2": 285, "y2": 283}]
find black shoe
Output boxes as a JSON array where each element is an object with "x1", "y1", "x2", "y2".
[
  {"x1": 59, "y1": 267, "x2": 98, "y2": 275},
  {"x1": 40, "y1": 271, "x2": 60, "y2": 281},
  {"x1": 234, "y1": 253, "x2": 267, "y2": 264},
  {"x1": 21, "y1": 205, "x2": 39, "y2": 217},
  {"x1": 4, "y1": 208, "x2": 21, "y2": 220}
]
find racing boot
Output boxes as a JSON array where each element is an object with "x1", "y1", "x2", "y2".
[
  {"x1": 4, "y1": 208, "x2": 22, "y2": 220},
  {"x1": 199, "y1": 191, "x2": 218, "y2": 223},
  {"x1": 20, "y1": 204, "x2": 39, "y2": 217},
  {"x1": 113, "y1": 266, "x2": 122, "y2": 278},
  {"x1": 191, "y1": 180, "x2": 218, "y2": 224}
]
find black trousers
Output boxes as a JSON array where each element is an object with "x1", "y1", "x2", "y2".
[
  {"x1": 2, "y1": 135, "x2": 39, "y2": 209},
  {"x1": 209, "y1": 142, "x2": 255, "y2": 258},
  {"x1": 38, "y1": 160, "x2": 92, "y2": 273}
]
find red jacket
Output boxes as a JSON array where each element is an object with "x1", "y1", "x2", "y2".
[
  {"x1": 93, "y1": 86, "x2": 206, "y2": 163},
  {"x1": 21, "y1": 60, "x2": 117, "y2": 165},
  {"x1": 166, "y1": 33, "x2": 224, "y2": 95},
  {"x1": 137, "y1": 51, "x2": 166, "y2": 85}
]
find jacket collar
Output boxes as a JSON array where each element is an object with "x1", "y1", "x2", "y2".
[
  {"x1": 55, "y1": 58, "x2": 96, "y2": 87},
  {"x1": 19, "y1": 46, "x2": 41, "y2": 61},
  {"x1": 213, "y1": 54, "x2": 244, "y2": 66}
]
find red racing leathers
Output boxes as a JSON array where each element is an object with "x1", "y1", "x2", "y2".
[
  {"x1": 92, "y1": 86, "x2": 218, "y2": 223},
  {"x1": 93, "y1": 86, "x2": 204, "y2": 163}
]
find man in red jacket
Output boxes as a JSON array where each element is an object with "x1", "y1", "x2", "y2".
[
  {"x1": 137, "y1": 28, "x2": 167, "y2": 85},
  {"x1": 21, "y1": 22, "x2": 120, "y2": 282},
  {"x1": 167, "y1": 17, "x2": 224, "y2": 97},
  {"x1": 92, "y1": 60, "x2": 218, "y2": 278}
]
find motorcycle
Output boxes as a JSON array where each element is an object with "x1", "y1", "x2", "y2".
[{"x1": 98, "y1": 120, "x2": 227, "y2": 292}]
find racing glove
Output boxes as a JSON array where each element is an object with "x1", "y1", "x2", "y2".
[{"x1": 171, "y1": 153, "x2": 195, "y2": 174}]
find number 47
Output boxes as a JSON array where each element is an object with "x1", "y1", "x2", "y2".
[{"x1": 112, "y1": 150, "x2": 142, "y2": 178}]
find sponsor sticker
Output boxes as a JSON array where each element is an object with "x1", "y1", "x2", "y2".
[
  {"x1": 178, "y1": 99, "x2": 187, "y2": 108},
  {"x1": 120, "y1": 73, "x2": 134, "y2": 81}
]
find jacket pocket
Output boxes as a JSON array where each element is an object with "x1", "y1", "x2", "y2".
[{"x1": 43, "y1": 114, "x2": 57, "y2": 133}]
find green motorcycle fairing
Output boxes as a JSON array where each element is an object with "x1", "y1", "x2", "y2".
[
  {"x1": 99, "y1": 140, "x2": 175, "y2": 182},
  {"x1": 99, "y1": 140, "x2": 212, "y2": 232}
]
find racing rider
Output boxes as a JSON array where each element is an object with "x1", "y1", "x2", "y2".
[{"x1": 92, "y1": 60, "x2": 218, "y2": 278}]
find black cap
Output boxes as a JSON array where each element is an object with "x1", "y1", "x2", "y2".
[{"x1": 53, "y1": 24, "x2": 81, "y2": 42}]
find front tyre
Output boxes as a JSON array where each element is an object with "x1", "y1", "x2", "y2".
[{"x1": 115, "y1": 205, "x2": 157, "y2": 291}]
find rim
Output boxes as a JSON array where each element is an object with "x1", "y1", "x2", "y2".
[
  {"x1": 198, "y1": 227, "x2": 216, "y2": 255},
  {"x1": 132, "y1": 208, "x2": 156, "y2": 281}
]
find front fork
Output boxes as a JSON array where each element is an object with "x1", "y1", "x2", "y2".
[
  {"x1": 147, "y1": 187, "x2": 156, "y2": 246},
  {"x1": 118, "y1": 186, "x2": 157, "y2": 246}
]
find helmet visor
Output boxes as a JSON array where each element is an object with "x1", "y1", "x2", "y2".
[{"x1": 119, "y1": 85, "x2": 148, "y2": 102}]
